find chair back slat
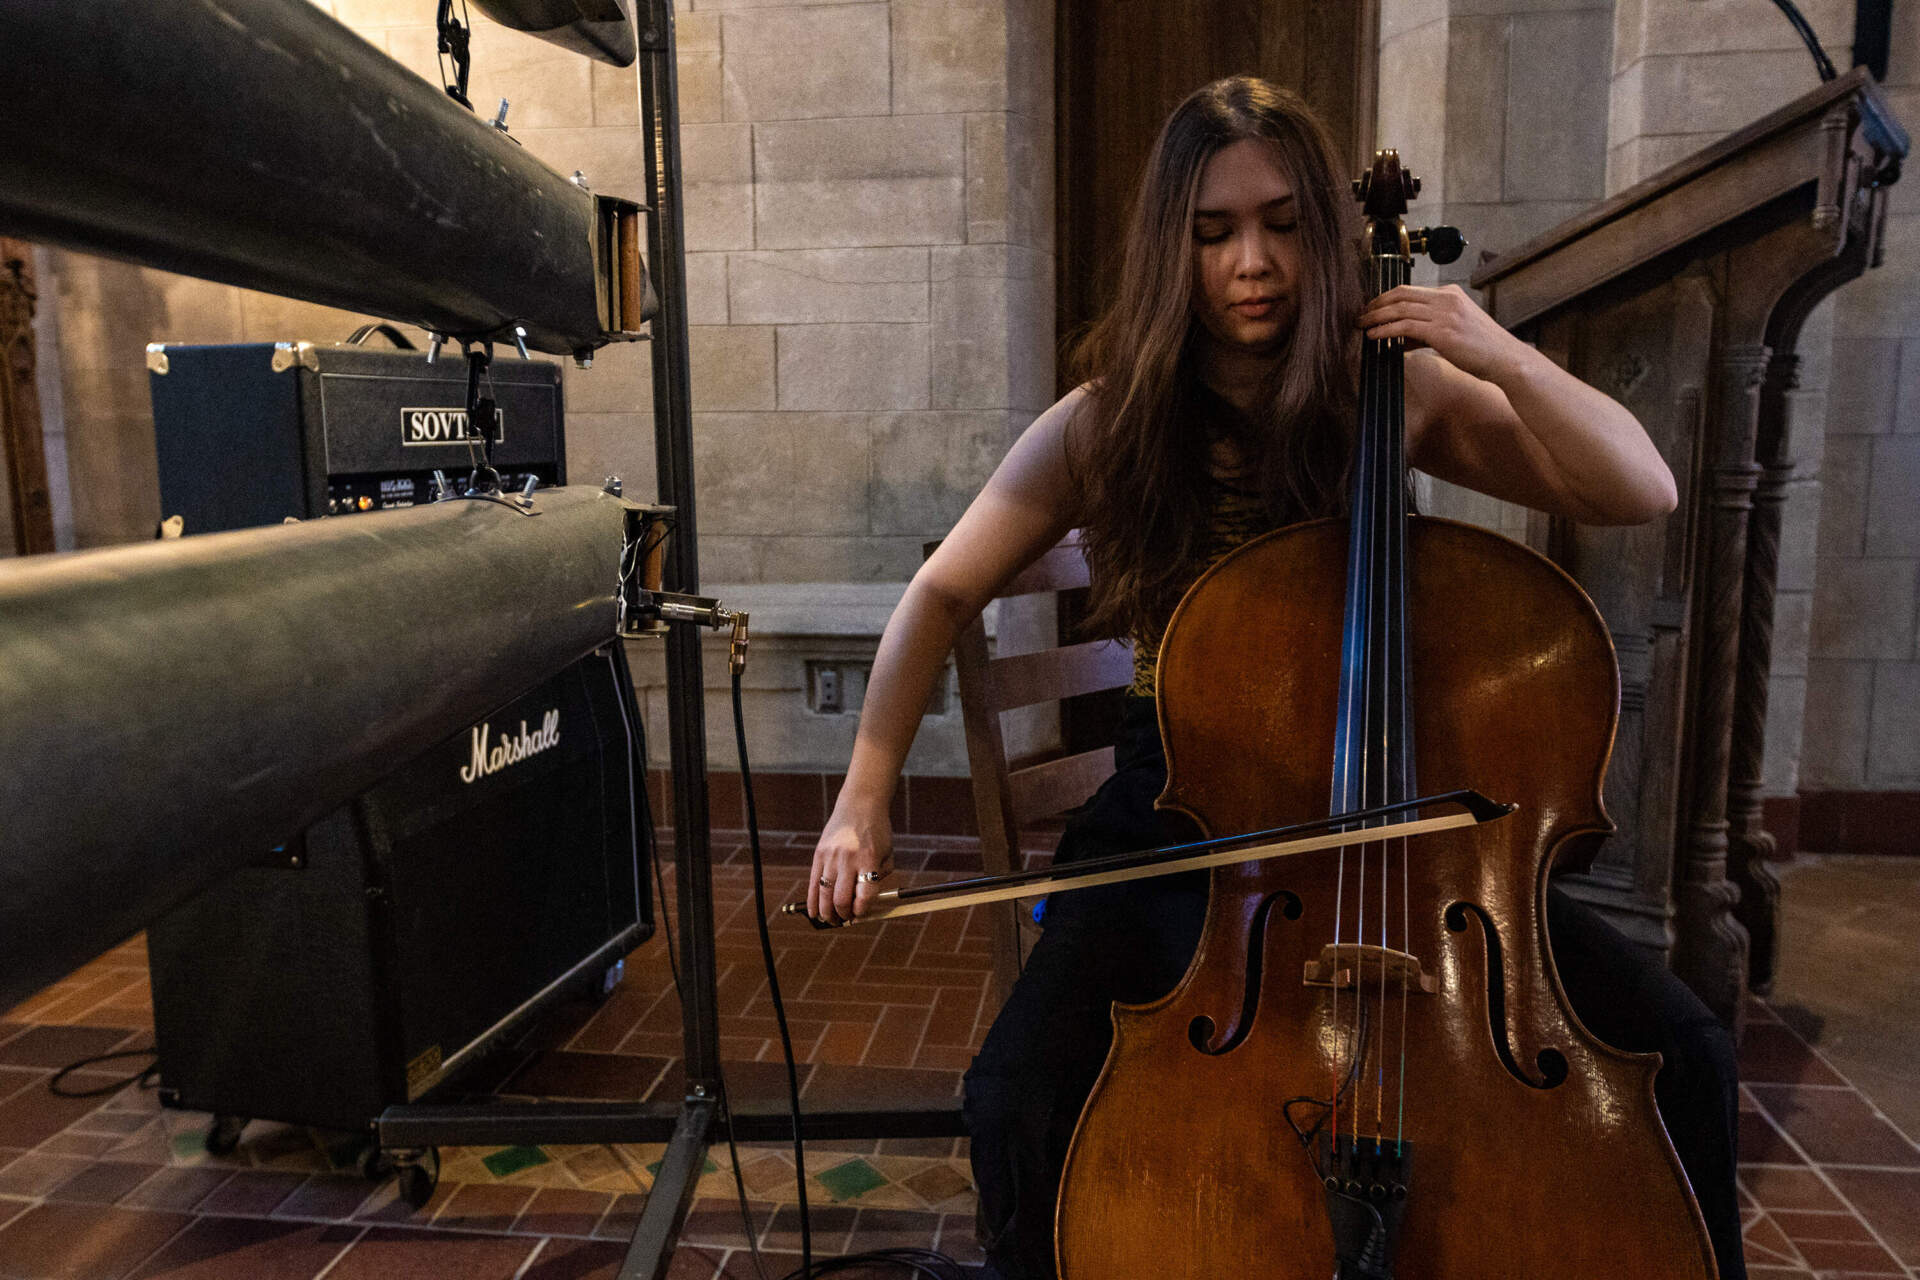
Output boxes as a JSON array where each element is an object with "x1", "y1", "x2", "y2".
[
  {"x1": 985, "y1": 638, "x2": 1133, "y2": 713},
  {"x1": 1009, "y1": 746, "x2": 1116, "y2": 827},
  {"x1": 999, "y1": 541, "x2": 1093, "y2": 597},
  {"x1": 931, "y1": 532, "x2": 1131, "y2": 1001}
]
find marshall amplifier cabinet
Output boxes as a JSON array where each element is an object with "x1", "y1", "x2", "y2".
[
  {"x1": 146, "y1": 339, "x2": 565, "y2": 533},
  {"x1": 149, "y1": 646, "x2": 652, "y2": 1133}
]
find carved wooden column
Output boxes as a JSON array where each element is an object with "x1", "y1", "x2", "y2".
[
  {"x1": 0, "y1": 238, "x2": 56, "y2": 556},
  {"x1": 1725, "y1": 352, "x2": 1797, "y2": 993},
  {"x1": 1471, "y1": 71, "x2": 1906, "y2": 1024},
  {"x1": 1671, "y1": 334, "x2": 1768, "y2": 1025}
]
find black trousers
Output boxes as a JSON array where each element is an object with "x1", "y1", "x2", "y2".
[{"x1": 962, "y1": 699, "x2": 1744, "y2": 1280}]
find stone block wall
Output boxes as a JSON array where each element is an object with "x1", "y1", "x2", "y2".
[
  {"x1": 1607, "y1": 0, "x2": 1857, "y2": 192},
  {"x1": 1378, "y1": 0, "x2": 1616, "y2": 539},
  {"x1": 1801, "y1": 0, "x2": 1920, "y2": 796},
  {"x1": 558, "y1": 0, "x2": 1057, "y2": 588}
]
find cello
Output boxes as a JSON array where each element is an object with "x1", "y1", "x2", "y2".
[{"x1": 1051, "y1": 151, "x2": 1718, "y2": 1279}]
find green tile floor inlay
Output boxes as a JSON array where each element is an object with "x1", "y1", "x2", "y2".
[
  {"x1": 482, "y1": 1145, "x2": 551, "y2": 1178},
  {"x1": 171, "y1": 1130, "x2": 211, "y2": 1161},
  {"x1": 817, "y1": 1157, "x2": 888, "y2": 1201}
]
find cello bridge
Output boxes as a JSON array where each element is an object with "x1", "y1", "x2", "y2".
[{"x1": 1303, "y1": 943, "x2": 1435, "y2": 994}]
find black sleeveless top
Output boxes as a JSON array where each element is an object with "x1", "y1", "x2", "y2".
[{"x1": 1126, "y1": 385, "x2": 1291, "y2": 697}]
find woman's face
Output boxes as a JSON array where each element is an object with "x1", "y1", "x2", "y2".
[{"x1": 1189, "y1": 137, "x2": 1303, "y2": 356}]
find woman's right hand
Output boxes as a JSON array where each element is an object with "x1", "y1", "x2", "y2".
[{"x1": 809, "y1": 798, "x2": 895, "y2": 925}]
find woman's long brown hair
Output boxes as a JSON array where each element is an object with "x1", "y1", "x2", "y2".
[{"x1": 1068, "y1": 76, "x2": 1363, "y2": 641}]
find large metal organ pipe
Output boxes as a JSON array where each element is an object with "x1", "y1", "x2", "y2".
[
  {"x1": 0, "y1": 0, "x2": 646, "y2": 356},
  {"x1": 0, "y1": 488, "x2": 633, "y2": 1009}
]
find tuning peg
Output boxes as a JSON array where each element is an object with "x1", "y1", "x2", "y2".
[{"x1": 1411, "y1": 226, "x2": 1467, "y2": 265}]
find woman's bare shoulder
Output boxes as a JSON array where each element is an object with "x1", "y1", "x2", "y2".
[
  {"x1": 1022, "y1": 382, "x2": 1098, "y2": 462},
  {"x1": 993, "y1": 383, "x2": 1095, "y2": 502},
  {"x1": 1036, "y1": 382, "x2": 1097, "y2": 434}
]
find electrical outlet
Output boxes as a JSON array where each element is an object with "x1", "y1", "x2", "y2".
[
  {"x1": 807, "y1": 661, "x2": 886, "y2": 714},
  {"x1": 811, "y1": 664, "x2": 842, "y2": 714}
]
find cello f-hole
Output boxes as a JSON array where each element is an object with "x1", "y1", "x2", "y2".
[
  {"x1": 1444, "y1": 901, "x2": 1570, "y2": 1090},
  {"x1": 1187, "y1": 890, "x2": 1302, "y2": 1056}
]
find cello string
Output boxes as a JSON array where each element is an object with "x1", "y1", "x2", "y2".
[
  {"x1": 1333, "y1": 248, "x2": 1382, "y2": 1154},
  {"x1": 1359, "y1": 249, "x2": 1390, "y2": 1149},
  {"x1": 1346, "y1": 263, "x2": 1370, "y2": 1154},
  {"x1": 1373, "y1": 250, "x2": 1400, "y2": 1150},
  {"x1": 1387, "y1": 251, "x2": 1413, "y2": 1155}
]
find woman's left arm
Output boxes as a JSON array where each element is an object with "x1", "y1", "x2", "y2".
[{"x1": 1361, "y1": 283, "x2": 1678, "y2": 526}]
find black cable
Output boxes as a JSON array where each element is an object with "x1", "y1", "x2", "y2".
[
  {"x1": 730, "y1": 669, "x2": 967, "y2": 1279},
  {"x1": 1769, "y1": 0, "x2": 1839, "y2": 80},
  {"x1": 49, "y1": 1048, "x2": 159, "y2": 1098},
  {"x1": 734, "y1": 667, "x2": 812, "y2": 1276},
  {"x1": 717, "y1": 1071, "x2": 775, "y2": 1280},
  {"x1": 647, "y1": 784, "x2": 683, "y2": 1003},
  {"x1": 1853, "y1": 0, "x2": 1893, "y2": 80},
  {"x1": 435, "y1": 0, "x2": 474, "y2": 108},
  {"x1": 627, "y1": 657, "x2": 680, "y2": 1003}
]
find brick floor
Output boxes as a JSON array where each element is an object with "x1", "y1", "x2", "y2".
[{"x1": 0, "y1": 835, "x2": 1913, "y2": 1278}]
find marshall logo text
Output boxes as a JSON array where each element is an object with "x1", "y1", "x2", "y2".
[
  {"x1": 402, "y1": 406, "x2": 504, "y2": 447},
  {"x1": 460, "y1": 708, "x2": 560, "y2": 784}
]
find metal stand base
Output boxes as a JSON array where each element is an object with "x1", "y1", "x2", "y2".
[{"x1": 377, "y1": 1100, "x2": 966, "y2": 1149}]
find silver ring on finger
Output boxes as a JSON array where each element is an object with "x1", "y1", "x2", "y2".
[
  {"x1": 819, "y1": 876, "x2": 833, "y2": 888},
  {"x1": 857, "y1": 869, "x2": 889, "y2": 884}
]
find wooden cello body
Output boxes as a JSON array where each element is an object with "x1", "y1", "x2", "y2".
[{"x1": 1053, "y1": 154, "x2": 1717, "y2": 1280}]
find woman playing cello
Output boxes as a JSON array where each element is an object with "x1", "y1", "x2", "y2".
[{"x1": 805, "y1": 76, "x2": 1742, "y2": 1280}]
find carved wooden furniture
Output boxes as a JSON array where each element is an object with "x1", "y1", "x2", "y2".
[
  {"x1": 0, "y1": 238, "x2": 55, "y2": 556},
  {"x1": 934, "y1": 535, "x2": 1134, "y2": 1001},
  {"x1": 1470, "y1": 70, "x2": 1907, "y2": 1026}
]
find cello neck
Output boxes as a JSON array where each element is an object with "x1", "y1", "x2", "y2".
[{"x1": 1331, "y1": 152, "x2": 1419, "y2": 823}]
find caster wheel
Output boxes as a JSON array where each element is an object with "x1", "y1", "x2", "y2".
[
  {"x1": 397, "y1": 1151, "x2": 439, "y2": 1209},
  {"x1": 204, "y1": 1116, "x2": 246, "y2": 1156}
]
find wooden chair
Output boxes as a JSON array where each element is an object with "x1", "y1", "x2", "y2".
[{"x1": 927, "y1": 534, "x2": 1134, "y2": 1002}]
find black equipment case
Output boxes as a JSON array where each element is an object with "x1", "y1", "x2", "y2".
[
  {"x1": 147, "y1": 339, "x2": 565, "y2": 530},
  {"x1": 145, "y1": 339, "x2": 647, "y2": 1133},
  {"x1": 149, "y1": 646, "x2": 651, "y2": 1132}
]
